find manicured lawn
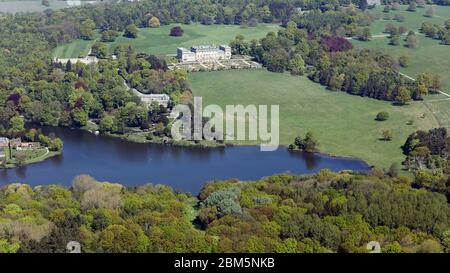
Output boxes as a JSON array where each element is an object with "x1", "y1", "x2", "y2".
[
  {"x1": 53, "y1": 23, "x2": 281, "y2": 58},
  {"x1": 53, "y1": 38, "x2": 96, "y2": 58},
  {"x1": 110, "y1": 23, "x2": 280, "y2": 55},
  {"x1": 189, "y1": 69, "x2": 439, "y2": 168},
  {"x1": 10, "y1": 147, "x2": 45, "y2": 159},
  {"x1": 3, "y1": 147, "x2": 59, "y2": 167}
]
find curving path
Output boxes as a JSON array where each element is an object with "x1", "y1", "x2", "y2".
[{"x1": 399, "y1": 72, "x2": 450, "y2": 99}]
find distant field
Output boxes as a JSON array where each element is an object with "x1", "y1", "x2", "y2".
[
  {"x1": 353, "y1": 5, "x2": 450, "y2": 93},
  {"x1": 52, "y1": 38, "x2": 96, "y2": 58},
  {"x1": 0, "y1": 0, "x2": 107, "y2": 14},
  {"x1": 0, "y1": 0, "x2": 65, "y2": 13},
  {"x1": 353, "y1": 5, "x2": 450, "y2": 132},
  {"x1": 352, "y1": 35, "x2": 450, "y2": 93},
  {"x1": 53, "y1": 23, "x2": 281, "y2": 58},
  {"x1": 189, "y1": 70, "x2": 439, "y2": 168},
  {"x1": 368, "y1": 4, "x2": 450, "y2": 35}
]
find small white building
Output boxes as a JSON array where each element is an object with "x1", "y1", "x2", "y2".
[
  {"x1": 54, "y1": 55, "x2": 99, "y2": 65},
  {"x1": 0, "y1": 137, "x2": 9, "y2": 148},
  {"x1": 367, "y1": 0, "x2": 381, "y2": 5},
  {"x1": 130, "y1": 88, "x2": 170, "y2": 107},
  {"x1": 177, "y1": 45, "x2": 231, "y2": 63},
  {"x1": 145, "y1": 94, "x2": 170, "y2": 107}
]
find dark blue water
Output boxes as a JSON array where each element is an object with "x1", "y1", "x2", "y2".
[{"x1": 0, "y1": 126, "x2": 369, "y2": 193}]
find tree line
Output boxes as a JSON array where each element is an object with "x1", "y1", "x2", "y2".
[
  {"x1": 231, "y1": 30, "x2": 433, "y2": 103},
  {"x1": 0, "y1": 170, "x2": 449, "y2": 253},
  {"x1": 421, "y1": 20, "x2": 450, "y2": 45}
]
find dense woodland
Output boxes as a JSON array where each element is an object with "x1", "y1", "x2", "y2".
[
  {"x1": 1, "y1": 47, "x2": 184, "y2": 138},
  {"x1": 402, "y1": 128, "x2": 450, "y2": 199},
  {"x1": 0, "y1": 171, "x2": 449, "y2": 253}
]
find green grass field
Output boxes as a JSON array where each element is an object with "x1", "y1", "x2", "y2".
[
  {"x1": 0, "y1": 0, "x2": 105, "y2": 14},
  {"x1": 111, "y1": 23, "x2": 280, "y2": 55},
  {"x1": 352, "y1": 35, "x2": 450, "y2": 93},
  {"x1": 423, "y1": 99, "x2": 450, "y2": 129},
  {"x1": 3, "y1": 147, "x2": 59, "y2": 168},
  {"x1": 0, "y1": 0, "x2": 66, "y2": 14},
  {"x1": 189, "y1": 69, "x2": 439, "y2": 168},
  {"x1": 368, "y1": 4, "x2": 450, "y2": 35},
  {"x1": 353, "y1": 4, "x2": 450, "y2": 132},
  {"x1": 52, "y1": 38, "x2": 96, "y2": 58},
  {"x1": 53, "y1": 23, "x2": 281, "y2": 58},
  {"x1": 357, "y1": 5, "x2": 450, "y2": 92}
]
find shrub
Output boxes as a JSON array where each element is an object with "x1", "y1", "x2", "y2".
[
  {"x1": 376, "y1": 111, "x2": 389, "y2": 121},
  {"x1": 247, "y1": 18, "x2": 258, "y2": 27},
  {"x1": 291, "y1": 132, "x2": 318, "y2": 152},
  {"x1": 398, "y1": 55, "x2": 410, "y2": 67},
  {"x1": 169, "y1": 26, "x2": 184, "y2": 37},
  {"x1": 407, "y1": 2, "x2": 416, "y2": 12},
  {"x1": 148, "y1": 16, "x2": 160, "y2": 28},
  {"x1": 124, "y1": 24, "x2": 139, "y2": 38},
  {"x1": 394, "y1": 14, "x2": 405, "y2": 22},
  {"x1": 101, "y1": 30, "x2": 119, "y2": 42},
  {"x1": 91, "y1": 42, "x2": 108, "y2": 58},
  {"x1": 381, "y1": 130, "x2": 393, "y2": 141},
  {"x1": 391, "y1": 2, "x2": 400, "y2": 10},
  {"x1": 424, "y1": 7, "x2": 435, "y2": 18},
  {"x1": 398, "y1": 26, "x2": 407, "y2": 34}
]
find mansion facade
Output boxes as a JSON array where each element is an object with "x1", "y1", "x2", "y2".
[{"x1": 177, "y1": 45, "x2": 231, "y2": 63}]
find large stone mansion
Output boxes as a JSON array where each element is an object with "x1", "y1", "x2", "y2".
[{"x1": 177, "y1": 45, "x2": 231, "y2": 63}]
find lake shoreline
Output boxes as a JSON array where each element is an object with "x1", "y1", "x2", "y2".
[
  {"x1": 102, "y1": 130, "x2": 371, "y2": 168},
  {"x1": 0, "y1": 125, "x2": 370, "y2": 193},
  {"x1": 28, "y1": 122, "x2": 372, "y2": 170},
  {"x1": 78, "y1": 123, "x2": 372, "y2": 168},
  {"x1": 1, "y1": 150, "x2": 61, "y2": 169}
]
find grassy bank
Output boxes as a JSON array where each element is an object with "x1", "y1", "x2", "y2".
[
  {"x1": 2, "y1": 147, "x2": 60, "y2": 168},
  {"x1": 53, "y1": 38, "x2": 96, "y2": 59},
  {"x1": 189, "y1": 69, "x2": 439, "y2": 168},
  {"x1": 104, "y1": 131, "x2": 225, "y2": 148}
]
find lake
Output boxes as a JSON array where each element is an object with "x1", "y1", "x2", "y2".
[{"x1": 0, "y1": 126, "x2": 370, "y2": 193}]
